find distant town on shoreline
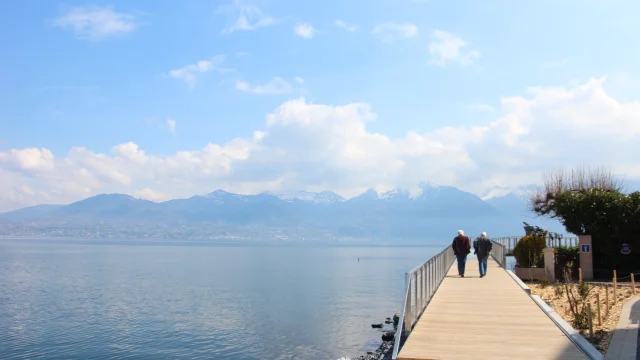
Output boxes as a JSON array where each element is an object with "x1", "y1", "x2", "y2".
[{"x1": 0, "y1": 185, "x2": 567, "y2": 240}]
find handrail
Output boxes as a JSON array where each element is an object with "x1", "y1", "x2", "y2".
[
  {"x1": 390, "y1": 234, "x2": 574, "y2": 359},
  {"x1": 490, "y1": 240, "x2": 506, "y2": 268},
  {"x1": 492, "y1": 235, "x2": 578, "y2": 254},
  {"x1": 391, "y1": 245, "x2": 454, "y2": 359}
]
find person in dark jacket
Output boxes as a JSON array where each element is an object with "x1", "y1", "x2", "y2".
[
  {"x1": 452, "y1": 230, "x2": 471, "y2": 277},
  {"x1": 473, "y1": 232, "x2": 493, "y2": 278}
]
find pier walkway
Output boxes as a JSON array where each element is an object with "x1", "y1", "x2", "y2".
[{"x1": 395, "y1": 257, "x2": 590, "y2": 360}]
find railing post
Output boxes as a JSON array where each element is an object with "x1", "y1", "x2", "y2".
[
  {"x1": 503, "y1": 246, "x2": 507, "y2": 269},
  {"x1": 433, "y1": 259, "x2": 436, "y2": 292},
  {"x1": 430, "y1": 260, "x2": 433, "y2": 297},
  {"x1": 418, "y1": 269, "x2": 422, "y2": 312},
  {"x1": 404, "y1": 272, "x2": 411, "y2": 334},
  {"x1": 405, "y1": 271, "x2": 409, "y2": 294},
  {"x1": 411, "y1": 271, "x2": 421, "y2": 326},
  {"x1": 434, "y1": 257, "x2": 437, "y2": 284},
  {"x1": 422, "y1": 264, "x2": 427, "y2": 308}
]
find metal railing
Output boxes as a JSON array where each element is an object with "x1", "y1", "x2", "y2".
[
  {"x1": 490, "y1": 240, "x2": 506, "y2": 268},
  {"x1": 492, "y1": 235, "x2": 578, "y2": 254},
  {"x1": 391, "y1": 245, "x2": 455, "y2": 359}
]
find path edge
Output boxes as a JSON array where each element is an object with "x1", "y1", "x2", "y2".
[
  {"x1": 531, "y1": 295, "x2": 603, "y2": 360},
  {"x1": 603, "y1": 295, "x2": 640, "y2": 360},
  {"x1": 505, "y1": 270, "x2": 603, "y2": 360},
  {"x1": 506, "y1": 270, "x2": 531, "y2": 295}
]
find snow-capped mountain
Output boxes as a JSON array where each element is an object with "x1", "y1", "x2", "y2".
[
  {"x1": 1, "y1": 184, "x2": 569, "y2": 239},
  {"x1": 378, "y1": 188, "x2": 412, "y2": 201},
  {"x1": 484, "y1": 185, "x2": 538, "y2": 215},
  {"x1": 203, "y1": 190, "x2": 250, "y2": 204},
  {"x1": 263, "y1": 190, "x2": 345, "y2": 204}
]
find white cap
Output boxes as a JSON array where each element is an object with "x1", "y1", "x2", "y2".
[
  {"x1": 481, "y1": 232, "x2": 487, "y2": 236},
  {"x1": 457, "y1": 230, "x2": 464, "y2": 235}
]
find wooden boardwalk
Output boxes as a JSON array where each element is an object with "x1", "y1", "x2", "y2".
[{"x1": 397, "y1": 258, "x2": 589, "y2": 360}]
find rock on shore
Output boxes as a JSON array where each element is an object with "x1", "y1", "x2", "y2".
[
  {"x1": 353, "y1": 341, "x2": 394, "y2": 360},
  {"x1": 338, "y1": 313, "x2": 402, "y2": 360},
  {"x1": 336, "y1": 341, "x2": 393, "y2": 360}
]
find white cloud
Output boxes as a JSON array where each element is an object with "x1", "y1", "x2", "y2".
[
  {"x1": 218, "y1": 0, "x2": 277, "y2": 34},
  {"x1": 334, "y1": 20, "x2": 357, "y2": 32},
  {"x1": 53, "y1": 6, "x2": 136, "y2": 40},
  {"x1": 3, "y1": 78, "x2": 640, "y2": 211},
  {"x1": 294, "y1": 23, "x2": 317, "y2": 39},
  {"x1": 235, "y1": 77, "x2": 293, "y2": 94},
  {"x1": 145, "y1": 117, "x2": 176, "y2": 134},
  {"x1": 132, "y1": 188, "x2": 167, "y2": 202},
  {"x1": 428, "y1": 30, "x2": 480, "y2": 67},
  {"x1": 0, "y1": 148, "x2": 55, "y2": 171},
  {"x1": 168, "y1": 56, "x2": 226, "y2": 87},
  {"x1": 371, "y1": 23, "x2": 418, "y2": 41},
  {"x1": 165, "y1": 118, "x2": 177, "y2": 134}
]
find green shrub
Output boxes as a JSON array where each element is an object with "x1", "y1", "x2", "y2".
[
  {"x1": 514, "y1": 234, "x2": 546, "y2": 268},
  {"x1": 554, "y1": 246, "x2": 579, "y2": 268},
  {"x1": 540, "y1": 278, "x2": 550, "y2": 288},
  {"x1": 553, "y1": 282, "x2": 564, "y2": 298},
  {"x1": 571, "y1": 308, "x2": 589, "y2": 330},
  {"x1": 568, "y1": 283, "x2": 591, "y2": 330},
  {"x1": 530, "y1": 166, "x2": 640, "y2": 274},
  {"x1": 577, "y1": 282, "x2": 592, "y2": 300},
  {"x1": 563, "y1": 275, "x2": 593, "y2": 331}
]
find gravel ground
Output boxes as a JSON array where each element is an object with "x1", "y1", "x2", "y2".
[{"x1": 529, "y1": 281, "x2": 638, "y2": 354}]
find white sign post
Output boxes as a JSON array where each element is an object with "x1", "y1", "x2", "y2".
[{"x1": 579, "y1": 235, "x2": 593, "y2": 280}]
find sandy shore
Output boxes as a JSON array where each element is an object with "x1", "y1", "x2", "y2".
[{"x1": 529, "y1": 281, "x2": 638, "y2": 353}]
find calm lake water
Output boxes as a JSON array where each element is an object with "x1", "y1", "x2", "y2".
[{"x1": 0, "y1": 238, "x2": 442, "y2": 360}]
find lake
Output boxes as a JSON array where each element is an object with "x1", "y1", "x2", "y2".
[{"x1": 0, "y1": 238, "x2": 442, "y2": 360}]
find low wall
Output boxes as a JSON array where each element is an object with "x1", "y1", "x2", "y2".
[{"x1": 514, "y1": 267, "x2": 547, "y2": 281}]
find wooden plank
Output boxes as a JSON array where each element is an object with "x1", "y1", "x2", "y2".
[{"x1": 397, "y1": 258, "x2": 589, "y2": 360}]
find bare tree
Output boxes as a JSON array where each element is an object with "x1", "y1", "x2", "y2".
[{"x1": 529, "y1": 165, "x2": 625, "y2": 216}]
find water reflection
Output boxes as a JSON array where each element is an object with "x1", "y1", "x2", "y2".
[{"x1": 0, "y1": 239, "x2": 439, "y2": 360}]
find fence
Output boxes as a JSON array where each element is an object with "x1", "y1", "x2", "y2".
[
  {"x1": 490, "y1": 240, "x2": 506, "y2": 268},
  {"x1": 390, "y1": 235, "x2": 546, "y2": 358},
  {"x1": 391, "y1": 245, "x2": 455, "y2": 359},
  {"x1": 492, "y1": 235, "x2": 578, "y2": 254}
]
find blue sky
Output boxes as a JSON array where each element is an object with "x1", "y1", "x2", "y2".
[{"x1": 1, "y1": 0, "x2": 640, "y2": 210}]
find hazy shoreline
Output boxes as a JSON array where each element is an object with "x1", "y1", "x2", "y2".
[{"x1": 0, "y1": 235, "x2": 449, "y2": 247}]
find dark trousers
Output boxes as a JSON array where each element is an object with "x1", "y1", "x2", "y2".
[
  {"x1": 456, "y1": 254, "x2": 467, "y2": 275},
  {"x1": 478, "y1": 255, "x2": 489, "y2": 276}
]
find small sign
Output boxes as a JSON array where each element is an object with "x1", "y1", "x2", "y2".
[
  {"x1": 581, "y1": 244, "x2": 591, "y2": 253},
  {"x1": 621, "y1": 243, "x2": 632, "y2": 255}
]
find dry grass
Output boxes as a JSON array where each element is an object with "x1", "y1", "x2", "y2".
[{"x1": 529, "y1": 281, "x2": 638, "y2": 354}]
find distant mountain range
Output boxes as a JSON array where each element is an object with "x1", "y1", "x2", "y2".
[{"x1": 0, "y1": 184, "x2": 566, "y2": 240}]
